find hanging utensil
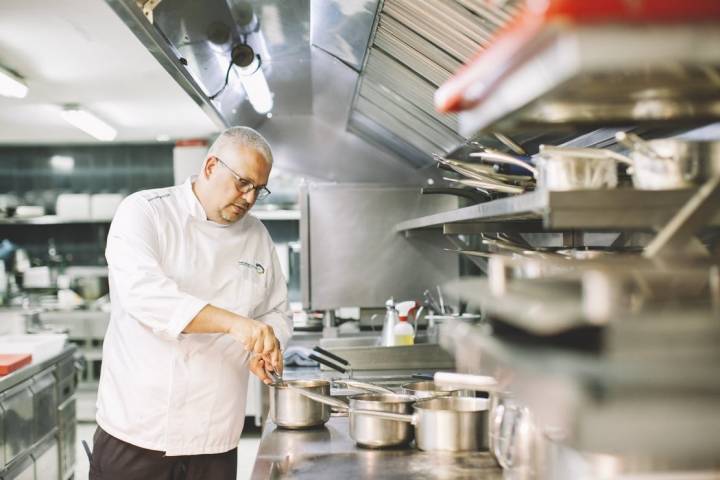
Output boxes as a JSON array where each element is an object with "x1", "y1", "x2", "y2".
[
  {"x1": 443, "y1": 176, "x2": 524, "y2": 194},
  {"x1": 471, "y1": 150, "x2": 539, "y2": 177}
]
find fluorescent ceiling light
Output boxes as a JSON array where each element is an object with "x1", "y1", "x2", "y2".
[
  {"x1": 235, "y1": 56, "x2": 273, "y2": 114},
  {"x1": 0, "y1": 64, "x2": 28, "y2": 98},
  {"x1": 61, "y1": 106, "x2": 117, "y2": 141}
]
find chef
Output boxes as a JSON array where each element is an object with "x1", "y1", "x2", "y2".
[{"x1": 90, "y1": 126, "x2": 292, "y2": 479}]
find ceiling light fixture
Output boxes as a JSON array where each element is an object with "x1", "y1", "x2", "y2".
[
  {"x1": 231, "y1": 44, "x2": 273, "y2": 114},
  {"x1": 61, "y1": 105, "x2": 117, "y2": 142},
  {"x1": 0, "y1": 64, "x2": 28, "y2": 98}
]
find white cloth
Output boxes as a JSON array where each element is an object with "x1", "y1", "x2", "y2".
[{"x1": 96, "y1": 177, "x2": 292, "y2": 456}]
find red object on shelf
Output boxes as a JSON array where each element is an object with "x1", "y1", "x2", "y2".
[
  {"x1": 0, "y1": 354, "x2": 32, "y2": 375},
  {"x1": 541, "y1": 0, "x2": 720, "y2": 24},
  {"x1": 434, "y1": 0, "x2": 720, "y2": 114}
]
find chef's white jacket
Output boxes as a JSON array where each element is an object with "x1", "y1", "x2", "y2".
[{"x1": 96, "y1": 177, "x2": 292, "y2": 455}]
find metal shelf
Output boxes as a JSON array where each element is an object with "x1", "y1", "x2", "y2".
[
  {"x1": 0, "y1": 210, "x2": 300, "y2": 225},
  {"x1": 395, "y1": 189, "x2": 720, "y2": 232},
  {"x1": 439, "y1": 316, "x2": 720, "y2": 456},
  {"x1": 0, "y1": 216, "x2": 111, "y2": 225},
  {"x1": 455, "y1": 23, "x2": 720, "y2": 138}
]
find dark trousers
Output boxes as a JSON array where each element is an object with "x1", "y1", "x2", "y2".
[{"x1": 89, "y1": 427, "x2": 237, "y2": 480}]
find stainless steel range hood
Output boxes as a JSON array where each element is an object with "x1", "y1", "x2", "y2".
[{"x1": 105, "y1": 0, "x2": 521, "y2": 179}]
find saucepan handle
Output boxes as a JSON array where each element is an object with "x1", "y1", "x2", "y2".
[
  {"x1": 313, "y1": 346, "x2": 350, "y2": 366},
  {"x1": 334, "y1": 379, "x2": 394, "y2": 394},
  {"x1": 289, "y1": 385, "x2": 350, "y2": 410},
  {"x1": 349, "y1": 408, "x2": 416, "y2": 424},
  {"x1": 309, "y1": 353, "x2": 347, "y2": 374}
]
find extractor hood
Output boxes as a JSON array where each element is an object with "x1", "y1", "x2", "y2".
[
  {"x1": 105, "y1": 0, "x2": 525, "y2": 179},
  {"x1": 348, "y1": 0, "x2": 523, "y2": 166}
]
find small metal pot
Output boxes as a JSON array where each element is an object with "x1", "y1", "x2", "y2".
[
  {"x1": 269, "y1": 379, "x2": 332, "y2": 430},
  {"x1": 615, "y1": 132, "x2": 720, "y2": 190},
  {"x1": 535, "y1": 145, "x2": 623, "y2": 191},
  {"x1": 349, "y1": 393, "x2": 416, "y2": 448},
  {"x1": 366, "y1": 397, "x2": 490, "y2": 452}
]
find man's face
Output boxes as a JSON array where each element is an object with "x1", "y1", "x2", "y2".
[{"x1": 206, "y1": 146, "x2": 271, "y2": 224}]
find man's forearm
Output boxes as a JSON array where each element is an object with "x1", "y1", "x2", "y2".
[
  {"x1": 183, "y1": 304, "x2": 242, "y2": 334},
  {"x1": 183, "y1": 305, "x2": 281, "y2": 368}
]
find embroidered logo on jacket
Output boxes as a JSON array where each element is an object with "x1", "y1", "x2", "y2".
[{"x1": 238, "y1": 261, "x2": 265, "y2": 274}]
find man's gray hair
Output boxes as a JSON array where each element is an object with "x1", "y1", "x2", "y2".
[{"x1": 207, "y1": 126, "x2": 273, "y2": 165}]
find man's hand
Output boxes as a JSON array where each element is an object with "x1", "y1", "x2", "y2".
[
  {"x1": 228, "y1": 318, "x2": 283, "y2": 372},
  {"x1": 249, "y1": 355, "x2": 272, "y2": 385},
  {"x1": 249, "y1": 353, "x2": 284, "y2": 385}
]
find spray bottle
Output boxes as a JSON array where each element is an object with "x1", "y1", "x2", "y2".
[{"x1": 394, "y1": 300, "x2": 417, "y2": 346}]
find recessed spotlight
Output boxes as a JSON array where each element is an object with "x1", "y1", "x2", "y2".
[{"x1": 156, "y1": 134, "x2": 171, "y2": 142}]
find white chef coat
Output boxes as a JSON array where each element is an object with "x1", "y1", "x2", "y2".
[{"x1": 96, "y1": 176, "x2": 292, "y2": 456}]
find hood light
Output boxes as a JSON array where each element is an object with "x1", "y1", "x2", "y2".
[{"x1": 231, "y1": 44, "x2": 273, "y2": 115}]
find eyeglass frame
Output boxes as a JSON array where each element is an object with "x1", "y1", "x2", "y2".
[{"x1": 213, "y1": 156, "x2": 271, "y2": 200}]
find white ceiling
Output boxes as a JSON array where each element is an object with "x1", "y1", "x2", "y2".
[{"x1": 0, "y1": 0, "x2": 219, "y2": 144}]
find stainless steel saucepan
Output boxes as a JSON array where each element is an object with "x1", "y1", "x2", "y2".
[{"x1": 269, "y1": 378, "x2": 333, "y2": 430}]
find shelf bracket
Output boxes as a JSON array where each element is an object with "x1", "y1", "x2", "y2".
[{"x1": 644, "y1": 175, "x2": 720, "y2": 259}]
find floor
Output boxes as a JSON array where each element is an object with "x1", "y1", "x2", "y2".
[{"x1": 75, "y1": 422, "x2": 262, "y2": 480}]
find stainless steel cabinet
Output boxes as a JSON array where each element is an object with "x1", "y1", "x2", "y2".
[
  {"x1": 32, "y1": 437, "x2": 58, "y2": 480},
  {"x1": 29, "y1": 371, "x2": 56, "y2": 443},
  {"x1": 1, "y1": 381, "x2": 33, "y2": 467},
  {"x1": 1, "y1": 455, "x2": 34, "y2": 480},
  {"x1": 53, "y1": 357, "x2": 75, "y2": 406},
  {"x1": 57, "y1": 398, "x2": 75, "y2": 480}
]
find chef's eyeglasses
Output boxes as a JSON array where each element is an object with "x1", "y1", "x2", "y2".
[{"x1": 215, "y1": 157, "x2": 271, "y2": 200}]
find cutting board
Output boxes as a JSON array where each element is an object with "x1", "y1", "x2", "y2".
[{"x1": 0, "y1": 354, "x2": 32, "y2": 375}]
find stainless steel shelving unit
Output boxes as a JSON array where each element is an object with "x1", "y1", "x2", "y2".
[
  {"x1": 439, "y1": 316, "x2": 720, "y2": 459},
  {"x1": 395, "y1": 189, "x2": 720, "y2": 233},
  {"x1": 0, "y1": 210, "x2": 300, "y2": 225}
]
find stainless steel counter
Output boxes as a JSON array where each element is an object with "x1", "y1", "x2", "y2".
[
  {"x1": 250, "y1": 415, "x2": 502, "y2": 480},
  {"x1": 0, "y1": 343, "x2": 77, "y2": 392},
  {"x1": 251, "y1": 365, "x2": 501, "y2": 479}
]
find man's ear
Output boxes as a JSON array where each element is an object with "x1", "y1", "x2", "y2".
[{"x1": 202, "y1": 156, "x2": 217, "y2": 179}]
